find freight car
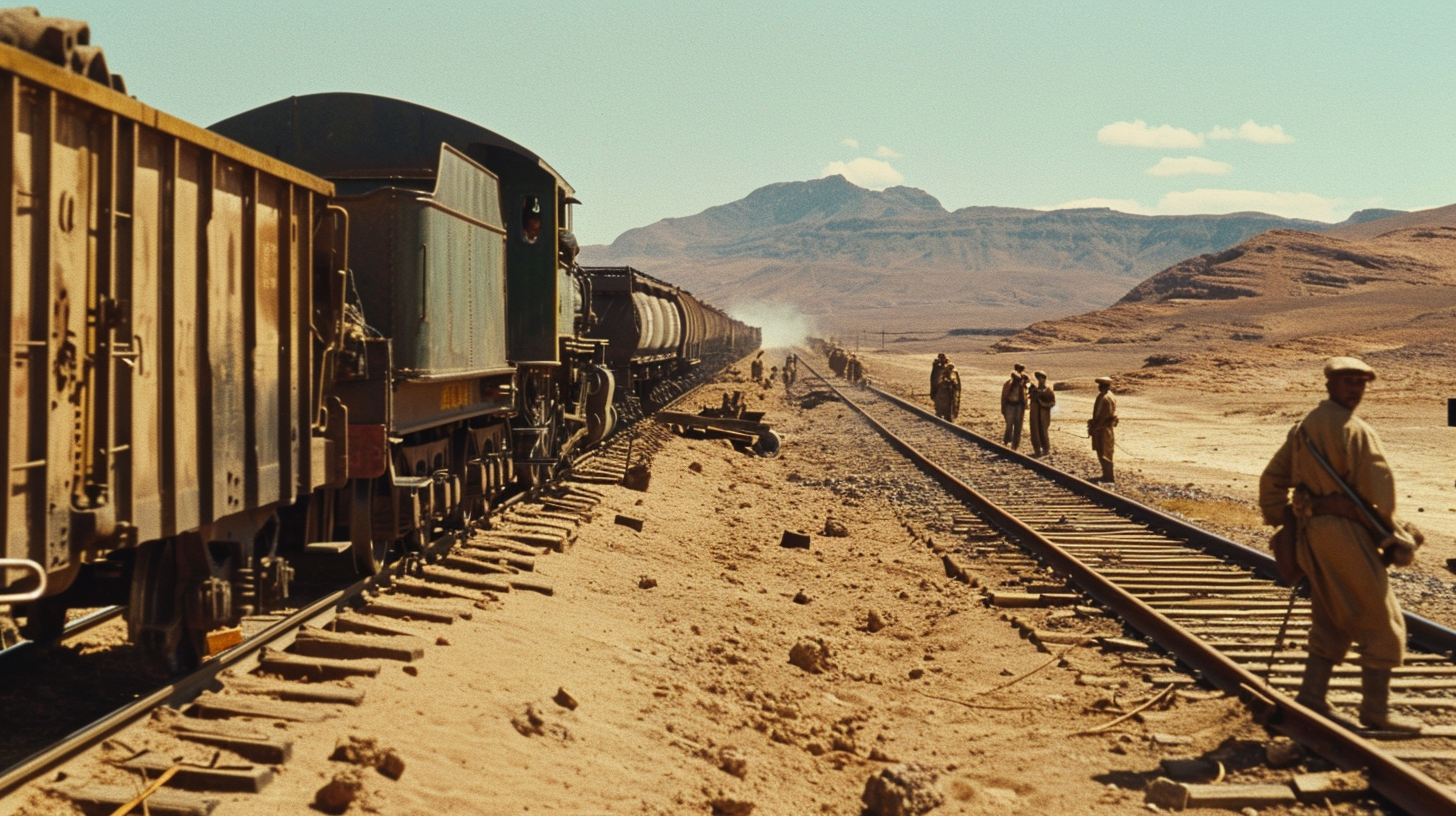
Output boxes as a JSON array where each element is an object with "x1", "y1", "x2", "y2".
[
  {"x1": 0, "y1": 15, "x2": 758, "y2": 671},
  {"x1": 0, "y1": 13, "x2": 349, "y2": 671},
  {"x1": 580, "y1": 266, "x2": 759, "y2": 415}
]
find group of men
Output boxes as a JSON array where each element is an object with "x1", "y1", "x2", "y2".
[
  {"x1": 828, "y1": 347, "x2": 863, "y2": 383},
  {"x1": 748, "y1": 352, "x2": 799, "y2": 389},
  {"x1": 928, "y1": 353, "x2": 1428, "y2": 731}
]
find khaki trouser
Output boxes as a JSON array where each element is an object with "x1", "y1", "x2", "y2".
[
  {"x1": 1297, "y1": 514, "x2": 1406, "y2": 668},
  {"x1": 1029, "y1": 408, "x2": 1051, "y2": 454},
  {"x1": 1002, "y1": 405, "x2": 1025, "y2": 448},
  {"x1": 1092, "y1": 427, "x2": 1114, "y2": 480}
]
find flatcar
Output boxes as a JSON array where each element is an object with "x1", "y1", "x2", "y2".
[{"x1": 0, "y1": 17, "x2": 758, "y2": 671}]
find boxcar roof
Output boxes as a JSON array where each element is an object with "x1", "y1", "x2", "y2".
[{"x1": 209, "y1": 92, "x2": 573, "y2": 196}]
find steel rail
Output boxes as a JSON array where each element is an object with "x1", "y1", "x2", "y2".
[
  {"x1": 0, "y1": 357, "x2": 742, "y2": 799},
  {"x1": 803, "y1": 362, "x2": 1456, "y2": 816},
  {"x1": 0, "y1": 605, "x2": 127, "y2": 661}
]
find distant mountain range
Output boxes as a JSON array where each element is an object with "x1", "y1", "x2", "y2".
[{"x1": 579, "y1": 175, "x2": 1417, "y2": 332}]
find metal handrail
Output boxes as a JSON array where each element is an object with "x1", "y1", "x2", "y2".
[{"x1": 0, "y1": 559, "x2": 46, "y2": 604}]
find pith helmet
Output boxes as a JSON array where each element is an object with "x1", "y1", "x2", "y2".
[
  {"x1": 1013, "y1": 363, "x2": 1025, "y2": 372},
  {"x1": 1324, "y1": 356, "x2": 1375, "y2": 381},
  {"x1": 1034, "y1": 370, "x2": 1047, "y2": 379},
  {"x1": 1094, "y1": 376, "x2": 1113, "y2": 385}
]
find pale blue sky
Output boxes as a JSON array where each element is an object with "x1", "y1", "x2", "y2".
[{"x1": 50, "y1": 2, "x2": 1456, "y2": 245}]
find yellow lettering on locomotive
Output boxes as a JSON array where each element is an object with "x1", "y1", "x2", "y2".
[{"x1": 441, "y1": 382, "x2": 472, "y2": 410}]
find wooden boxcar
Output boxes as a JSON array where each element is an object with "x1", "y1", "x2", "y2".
[{"x1": 0, "y1": 40, "x2": 347, "y2": 667}]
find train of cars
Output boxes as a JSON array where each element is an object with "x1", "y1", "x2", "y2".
[{"x1": 0, "y1": 13, "x2": 758, "y2": 670}]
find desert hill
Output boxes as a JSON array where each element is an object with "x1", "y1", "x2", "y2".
[
  {"x1": 992, "y1": 223, "x2": 1456, "y2": 395},
  {"x1": 580, "y1": 176, "x2": 1354, "y2": 332}
]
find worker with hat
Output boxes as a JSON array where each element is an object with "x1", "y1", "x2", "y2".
[
  {"x1": 931, "y1": 353, "x2": 949, "y2": 401},
  {"x1": 1001, "y1": 363, "x2": 1030, "y2": 449},
  {"x1": 1029, "y1": 370, "x2": 1056, "y2": 457},
  {"x1": 1259, "y1": 356, "x2": 1425, "y2": 731},
  {"x1": 1087, "y1": 376, "x2": 1117, "y2": 482},
  {"x1": 934, "y1": 362, "x2": 961, "y2": 421}
]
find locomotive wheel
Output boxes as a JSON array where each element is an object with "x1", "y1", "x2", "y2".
[
  {"x1": 17, "y1": 596, "x2": 67, "y2": 646},
  {"x1": 130, "y1": 539, "x2": 203, "y2": 676},
  {"x1": 350, "y1": 478, "x2": 390, "y2": 576}
]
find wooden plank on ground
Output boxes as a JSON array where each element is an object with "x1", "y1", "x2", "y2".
[
  {"x1": 222, "y1": 675, "x2": 366, "y2": 706},
  {"x1": 62, "y1": 785, "x2": 219, "y2": 816},
  {"x1": 292, "y1": 627, "x2": 426, "y2": 662},
  {"x1": 121, "y1": 753, "x2": 273, "y2": 793},
  {"x1": 186, "y1": 691, "x2": 336, "y2": 722},
  {"x1": 258, "y1": 648, "x2": 382, "y2": 679}
]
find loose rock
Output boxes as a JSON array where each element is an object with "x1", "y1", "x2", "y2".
[
  {"x1": 788, "y1": 637, "x2": 833, "y2": 674},
  {"x1": 718, "y1": 746, "x2": 748, "y2": 779},
  {"x1": 638, "y1": 575, "x2": 658, "y2": 589},
  {"x1": 314, "y1": 768, "x2": 364, "y2": 813},
  {"x1": 792, "y1": 591, "x2": 811, "y2": 605},
  {"x1": 1264, "y1": 736, "x2": 1302, "y2": 768},
  {"x1": 709, "y1": 797, "x2": 755, "y2": 816},
  {"x1": 823, "y1": 517, "x2": 849, "y2": 537},
  {"x1": 553, "y1": 687, "x2": 579, "y2": 710},
  {"x1": 866, "y1": 610, "x2": 890, "y2": 633},
  {"x1": 861, "y1": 763, "x2": 944, "y2": 816}
]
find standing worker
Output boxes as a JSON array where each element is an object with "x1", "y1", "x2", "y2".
[
  {"x1": 750, "y1": 352, "x2": 764, "y2": 384},
  {"x1": 1001, "y1": 364, "x2": 1029, "y2": 449},
  {"x1": 930, "y1": 353, "x2": 949, "y2": 400},
  {"x1": 934, "y1": 363, "x2": 961, "y2": 421},
  {"x1": 1087, "y1": 376, "x2": 1117, "y2": 482},
  {"x1": 846, "y1": 353, "x2": 863, "y2": 383},
  {"x1": 1028, "y1": 370, "x2": 1056, "y2": 457},
  {"x1": 784, "y1": 354, "x2": 798, "y2": 386},
  {"x1": 1259, "y1": 357, "x2": 1424, "y2": 731}
]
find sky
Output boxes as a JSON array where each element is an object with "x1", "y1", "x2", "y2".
[{"x1": 46, "y1": 2, "x2": 1456, "y2": 246}]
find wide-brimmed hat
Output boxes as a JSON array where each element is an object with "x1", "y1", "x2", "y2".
[
  {"x1": 1094, "y1": 376, "x2": 1113, "y2": 385},
  {"x1": 1323, "y1": 356, "x2": 1375, "y2": 381}
]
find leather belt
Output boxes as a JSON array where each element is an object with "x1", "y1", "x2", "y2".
[{"x1": 1309, "y1": 492, "x2": 1376, "y2": 532}]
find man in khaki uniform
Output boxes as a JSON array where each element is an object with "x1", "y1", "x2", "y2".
[
  {"x1": 846, "y1": 353, "x2": 863, "y2": 383},
  {"x1": 934, "y1": 363, "x2": 961, "y2": 421},
  {"x1": 1087, "y1": 376, "x2": 1117, "y2": 482},
  {"x1": 1028, "y1": 370, "x2": 1055, "y2": 457},
  {"x1": 1000, "y1": 364, "x2": 1029, "y2": 449},
  {"x1": 1259, "y1": 357, "x2": 1423, "y2": 731},
  {"x1": 930, "y1": 353, "x2": 949, "y2": 400}
]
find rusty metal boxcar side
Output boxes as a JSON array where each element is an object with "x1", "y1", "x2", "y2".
[{"x1": 0, "y1": 44, "x2": 338, "y2": 601}]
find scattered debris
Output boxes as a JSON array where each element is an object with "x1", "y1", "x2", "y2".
[
  {"x1": 865, "y1": 610, "x2": 890, "y2": 633},
  {"x1": 861, "y1": 764, "x2": 944, "y2": 816},
  {"x1": 718, "y1": 746, "x2": 748, "y2": 779},
  {"x1": 792, "y1": 591, "x2": 811, "y2": 605},
  {"x1": 1264, "y1": 736, "x2": 1303, "y2": 768},
  {"x1": 709, "y1": 796, "x2": 756, "y2": 816},
  {"x1": 615, "y1": 514, "x2": 645, "y2": 532},
  {"x1": 822, "y1": 516, "x2": 849, "y2": 537},
  {"x1": 314, "y1": 768, "x2": 364, "y2": 813},
  {"x1": 511, "y1": 703, "x2": 571, "y2": 741},
  {"x1": 331, "y1": 735, "x2": 406, "y2": 780},
  {"x1": 638, "y1": 575, "x2": 658, "y2": 589},
  {"x1": 780, "y1": 530, "x2": 811, "y2": 549},
  {"x1": 788, "y1": 637, "x2": 833, "y2": 674},
  {"x1": 622, "y1": 464, "x2": 651, "y2": 492},
  {"x1": 689, "y1": 462, "x2": 704, "y2": 473},
  {"x1": 553, "y1": 687, "x2": 579, "y2": 711}
]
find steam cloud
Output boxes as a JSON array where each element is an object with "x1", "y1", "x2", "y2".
[{"x1": 726, "y1": 301, "x2": 816, "y2": 349}]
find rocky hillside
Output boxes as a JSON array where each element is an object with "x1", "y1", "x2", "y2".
[
  {"x1": 581, "y1": 176, "x2": 1381, "y2": 332},
  {"x1": 994, "y1": 224, "x2": 1456, "y2": 355}
]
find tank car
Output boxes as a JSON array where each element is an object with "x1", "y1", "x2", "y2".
[
  {"x1": 580, "y1": 266, "x2": 758, "y2": 414},
  {"x1": 0, "y1": 25, "x2": 350, "y2": 670}
]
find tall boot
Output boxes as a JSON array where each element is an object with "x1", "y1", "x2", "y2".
[
  {"x1": 1358, "y1": 667, "x2": 1422, "y2": 732},
  {"x1": 1100, "y1": 460, "x2": 1114, "y2": 483},
  {"x1": 1294, "y1": 654, "x2": 1335, "y2": 714}
]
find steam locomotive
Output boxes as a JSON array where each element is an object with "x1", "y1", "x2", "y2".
[{"x1": 0, "y1": 20, "x2": 757, "y2": 670}]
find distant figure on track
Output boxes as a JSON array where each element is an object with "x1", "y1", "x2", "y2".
[
  {"x1": 767, "y1": 365, "x2": 779, "y2": 387},
  {"x1": 784, "y1": 354, "x2": 798, "y2": 386},
  {"x1": 1029, "y1": 370, "x2": 1055, "y2": 457},
  {"x1": 845, "y1": 353, "x2": 863, "y2": 384},
  {"x1": 934, "y1": 363, "x2": 961, "y2": 421},
  {"x1": 1000, "y1": 363, "x2": 1029, "y2": 449},
  {"x1": 1259, "y1": 356, "x2": 1424, "y2": 732},
  {"x1": 829, "y1": 347, "x2": 847, "y2": 377},
  {"x1": 750, "y1": 351, "x2": 764, "y2": 384},
  {"x1": 1087, "y1": 376, "x2": 1117, "y2": 482},
  {"x1": 930, "y1": 353, "x2": 949, "y2": 400}
]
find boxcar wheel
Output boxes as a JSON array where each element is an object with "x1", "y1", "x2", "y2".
[
  {"x1": 351, "y1": 478, "x2": 390, "y2": 575},
  {"x1": 17, "y1": 596, "x2": 67, "y2": 647},
  {"x1": 131, "y1": 540, "x2": 202, "y2": 675}
]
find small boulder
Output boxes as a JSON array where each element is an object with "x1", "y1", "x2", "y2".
[
  {"x1": 793, "y1": 591, "x2": 811, "y2": 605},
  {"x1": 718, "y1": 746, "x2": 749, "y2": 779},
  {"x1": 866, "y1": 610, "x2": 890, "y2": 633},
  {"x1": 823, "y1": 517, "x2": 849, "y2": 537},
  {"x1": 788, "y1": 637, "x2": 833, "y2": 674},
  {"x1": 553, "y1": 687, "x2": 579, "y2": 710},
  {"x1": 314, "y1": 768, "x2": 363, "y2": 813},
  {"x1": 638, "y1": 575, "x2": 658, "y2": 589},
  {"x1": 861, "y1": 764, "x2": 944, "y2": 816}
]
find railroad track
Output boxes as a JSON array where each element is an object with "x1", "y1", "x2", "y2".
[
  {"x1": 801, "y1": 359, "x2": 1456, "y2": 815},
  {"x1": 0, "y1": 376, "x2": 693, "y2": 809}
]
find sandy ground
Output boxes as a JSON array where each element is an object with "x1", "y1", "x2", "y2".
[
  {"x1": 0, "y1": 361, "x2": 1386, "y2": 816},
  {"x1": 841, "y1": 334, "x2": 1456, "y2": 630}
]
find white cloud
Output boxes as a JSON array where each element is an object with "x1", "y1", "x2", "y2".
[
  {"x1": 1146, "y1": 156, "x2": 1233, "y2": 177},
  {"x1": 1207, "y1": 120, "x2": 1294, "y2": 144},
  {"x1": 821, "y1": 157, "x2": 904, "y2": 189},
  {"x1": 1038, "y1": 197, "x2": 1154, "y2": 215},
  {"x1": 875, "y1": 145, "x2": 902, "y2": 158},
  {"x1": 841, "y1": 138, "x2": 859, "y2": 149},
  {"x1": 1041, "y1": 189, "x2": 1340, "y2": 222},
  {"x1": 1097, "y1": 119, "x2": 1203, "y2": 149},
  {"x1": 1155, "y1": 189, "x2": 1335, "y2": 220}
]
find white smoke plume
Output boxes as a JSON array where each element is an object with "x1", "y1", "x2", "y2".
[{"x1": 726, "y1": 301, "x2": 815, "y2": 350}]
